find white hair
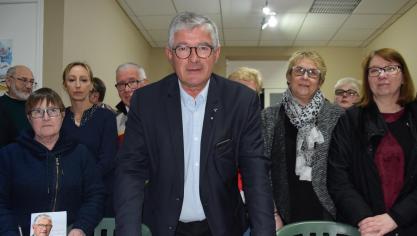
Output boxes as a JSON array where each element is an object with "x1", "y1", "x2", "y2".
[
  {"x1": 116, "y1": 63, "x2": 147, "y2": 80},
  {"x1": 334, "y1": 77, "x2": 361, "y2": 92},
  {"x1": 33, "y1": 213, "x2": 52, "y2": 224}
]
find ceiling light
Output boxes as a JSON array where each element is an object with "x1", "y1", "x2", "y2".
[
  {"x1": 261, "y1": 0, "x2": 278, "y2": 30},
  {"x1": 262, "y1": 6, "x2": 271, "y2": 15},
  {"x1": 261, "y1": 17, "x2": 268, "y2": 30},
  {"x1": 268, "y1": 15, "x2": 278, "y2": 27}
]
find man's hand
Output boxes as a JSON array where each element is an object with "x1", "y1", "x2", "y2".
[
  {"x1": 274, "y1": 212, "x2": 284, "y2": 230},
  {"x1": 358, "y1": 213, "x2": 397, "y2": 236}
]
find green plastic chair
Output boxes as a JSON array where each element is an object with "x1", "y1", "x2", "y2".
[
  {"x1": 276, "y1": 221, "x2": 360, "y2": 236},
  {"x1": 94, "y1": 217, "x2": 151, "y2": 236}
]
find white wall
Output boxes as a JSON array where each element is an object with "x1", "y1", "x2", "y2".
[{"x1": 0, "y1": 0, "x2": 43, "y2": 86}]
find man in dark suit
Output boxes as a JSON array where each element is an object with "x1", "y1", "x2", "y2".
[{"x1": 114, "y1": 12, "x2": 275, "y2": 236}]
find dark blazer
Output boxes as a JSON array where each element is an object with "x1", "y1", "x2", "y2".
[{"x1": 114, "y1": 73, "x2": 275, "y2": 236}]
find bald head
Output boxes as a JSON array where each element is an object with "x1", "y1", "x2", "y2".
[{"x1": 5, "y1": 65, "x2": 35, "y2": 100}]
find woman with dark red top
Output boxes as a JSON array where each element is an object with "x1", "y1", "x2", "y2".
[{"x1": 328, "y1": 48, "x2": 417, "y2": 236}]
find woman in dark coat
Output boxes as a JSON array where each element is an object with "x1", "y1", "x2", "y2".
[
  {"x1": 0, "y1": 88, "x2": 105, "y2": 236},
  {"x1": 328, "y1": 48, "x2": 417, "y2": 236}
]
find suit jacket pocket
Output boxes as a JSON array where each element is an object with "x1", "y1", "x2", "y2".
[{"x1": 214, "y1": 138, "x2": 237, "y2": 184}]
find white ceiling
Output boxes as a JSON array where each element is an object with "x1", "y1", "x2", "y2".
[{"x1": 117, "y1": 0, "x2": 417, "y2": 48}]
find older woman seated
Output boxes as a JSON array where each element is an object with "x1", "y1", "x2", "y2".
[{"x1": 0, "y1": 88, "x2": 105, "y2": 236}]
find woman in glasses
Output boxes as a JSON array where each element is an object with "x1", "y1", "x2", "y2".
[
  {"x1": 328, "y1": 48, "x2": 417, "y2": 235},
  {"x1": 262, "y1": 50, "x2": 344, "y2": 229},
  {"x1": 61, "y1": 62, "x2": 117, "y2": 217},
  {"x1": 0, "y1": 88, "x2": 105, "y2": 236},
  {"x1": 333, "y1": 77, "x2": 361, "y2": 109}
]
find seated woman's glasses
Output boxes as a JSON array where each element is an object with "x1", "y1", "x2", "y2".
[{"x1": 29, "y1": 108, "x2": 61, "y2": 119}]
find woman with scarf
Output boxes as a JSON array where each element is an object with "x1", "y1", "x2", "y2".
[
  {"x1": 261, "y1": 50, "x2": 344, "y2": 229},
  {"x1": 328, "y1": 48, "x2": 417, "y2": 235}
]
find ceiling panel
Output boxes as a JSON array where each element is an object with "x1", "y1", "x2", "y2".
[
  {"x1": 117, "y1": 0, "x2": 417, "y2": 48},
  {"x1": 333, "y1": 28, "x2": 375, "y2": 40},
  {"x1": 224, "y1": 29, "x2": 261, "y2": 41},
  {"x1": 343, "y1": 14, "x2": 392, "y2": 28},
  {"x1": 221, "y1": 0, "x2": 264, "y2": 15},
  {"x1": 138, "y1": 15, "x2": 175, "y2": 30},
  {"x1": 302, "y1": 14, "x2": 349, "y2": 28},
  {"x1": 124, "y1": 0, "x2": 176, "y2": 15},
  {"x1": 296, "y1": 27, "x2": 338, "y2": 41},
  {"x1": 354, "y1": 0, "x2": 410, "y2": 14},
  {"x1": 174, "y1": 0, "x2": 220, "y2": 14},
  {"x1": 222, "y1": 13, "x2": 263, "y2": 28},
  {"x1": 328, "y1": 40, "x2": 363, "y2": 47},
  {"x1": 268, "y1": 0, "x2": 315, "y2": 13},
  {"x1": 225, "y1": 41, "x2": 261, "y2": 47}
]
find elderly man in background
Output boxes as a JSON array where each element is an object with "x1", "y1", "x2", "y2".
[
  {"x1": 0, "y1": 65, "x2": 35, "y2": 147},
  {"x1": 114, "y1": 63, "x2": 149, "y2": 143},
  {"x1": 333, "y1": 77, "x2": 361, "y2": 109}
]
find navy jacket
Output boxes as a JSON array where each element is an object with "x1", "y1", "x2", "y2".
[
  {"x1": 114, "y1": 73, "x2": 275, "y2": 236},
  {"x1": 328, "y1": 102, "x2": 417, "y2": 235},
  {"x1": 0, "y1": 130, "x2": 105, "y2": 236}
]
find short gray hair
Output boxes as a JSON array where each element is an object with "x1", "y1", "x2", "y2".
[
  {"x1": 116, "y1": 63, "x2": 147, "y2": 80},
  {"x1": 168, "y1": 12, "x2": 220, "y2": 49},
  {"x1": 334, "y1": 77, "x2": 361, "y2": 93},
  {"x1": 33, "y1": 213, "x2": 52, "y2": 224}
]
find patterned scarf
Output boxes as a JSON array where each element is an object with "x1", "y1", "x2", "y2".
[{"x1": 282, "y1": 88, "x2": 325, "y2": 181}]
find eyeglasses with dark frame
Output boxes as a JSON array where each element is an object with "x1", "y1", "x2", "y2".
[
  {"x1": 172, "y1": 45, "x2": 214, "y2": 59},
  {"x1": 12, "y1": 76, "x2": 38, "y2": 87},
  {"x1": 115, "y1": 79, "x2": 146, "y2": 91},
  {"x1": 368, "y1": 65, "x2": 401, "y2": 77},
  {"x1": 335, "y1": 89, "x2": 358, "y2": 97},
  {"x1": 35, "y1": 223, "x2": 53, "y2": 228},
  {"x1": 292, "y1": 66, "x2": 321, "y2": 79},
  {"x1": 29, "y1": 108, "x2": 62, "y2": 119}
]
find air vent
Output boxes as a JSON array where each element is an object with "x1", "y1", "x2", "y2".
[{"x1": 309, "y1": 0, "x2": 361, "y2": 14}]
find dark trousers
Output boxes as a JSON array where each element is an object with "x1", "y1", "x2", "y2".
[{"x1": 175, "y1": 220, "x2": 212, "y2": 236}]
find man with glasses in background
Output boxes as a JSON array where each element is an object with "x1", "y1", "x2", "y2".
[
  {"x1": 114, "y1": 63, "x2": 149, "y2": 144},
  {"x1": 114, "y1": 12, "x2": 274, "y2": 236},
  {"x1": 0, "y1": 65, "x2": 36, "y2": 147}
]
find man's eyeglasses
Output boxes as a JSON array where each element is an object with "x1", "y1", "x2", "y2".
[
  {"x1": 368, "y1": 65, "x2": 401, "y2": 77},
  {"x1": 172, "y1": 45, "x2": 214, "y2": 59},
  {"x1": 115, "y1": 79, "x2": 146, "y2": 91},
  {"x1": 29, "y1": 108, "x2": 62, "y2": 119},
  {"x1": 12, "y1": 76, "x2": 38, "y2": 87},
  {"x1": 335, "y1": 89, "x2": 358, "y2": 97},
  {"x1": 292, "y1": 66, "x2": 321, "y2": 79},
  {"x1": 35, "y1": 224, "x2": 52, "y2": 228}
]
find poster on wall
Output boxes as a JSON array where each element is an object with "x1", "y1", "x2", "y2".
[{"x1": 0, "y1": 39, "x2": 13, "y2": 95}]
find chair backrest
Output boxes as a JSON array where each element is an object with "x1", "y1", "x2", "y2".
[
  {"x1": 94, "y1": 217, "x2": 151, "y2": 236},
  {"x1": 276, "y1": 221, "x2": 360, "y2": 236}
]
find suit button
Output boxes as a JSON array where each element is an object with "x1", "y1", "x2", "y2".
[
  {"x1": 176, "y1": 197, "x2": 180, "y2": 201},
  {"x1": 168, "y1": 226, "x2": 173, "y2": 230}
]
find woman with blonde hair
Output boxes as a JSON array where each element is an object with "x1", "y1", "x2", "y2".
[
  {"x1": 228, "y1": 67, "x2": 263, "y2": 94},
  {"x1": 61, "y1": 62, "x2": 117, "y2": 217},
  {"x1": 262, "y1": 50, "x2": 343, "y2": 229}
]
